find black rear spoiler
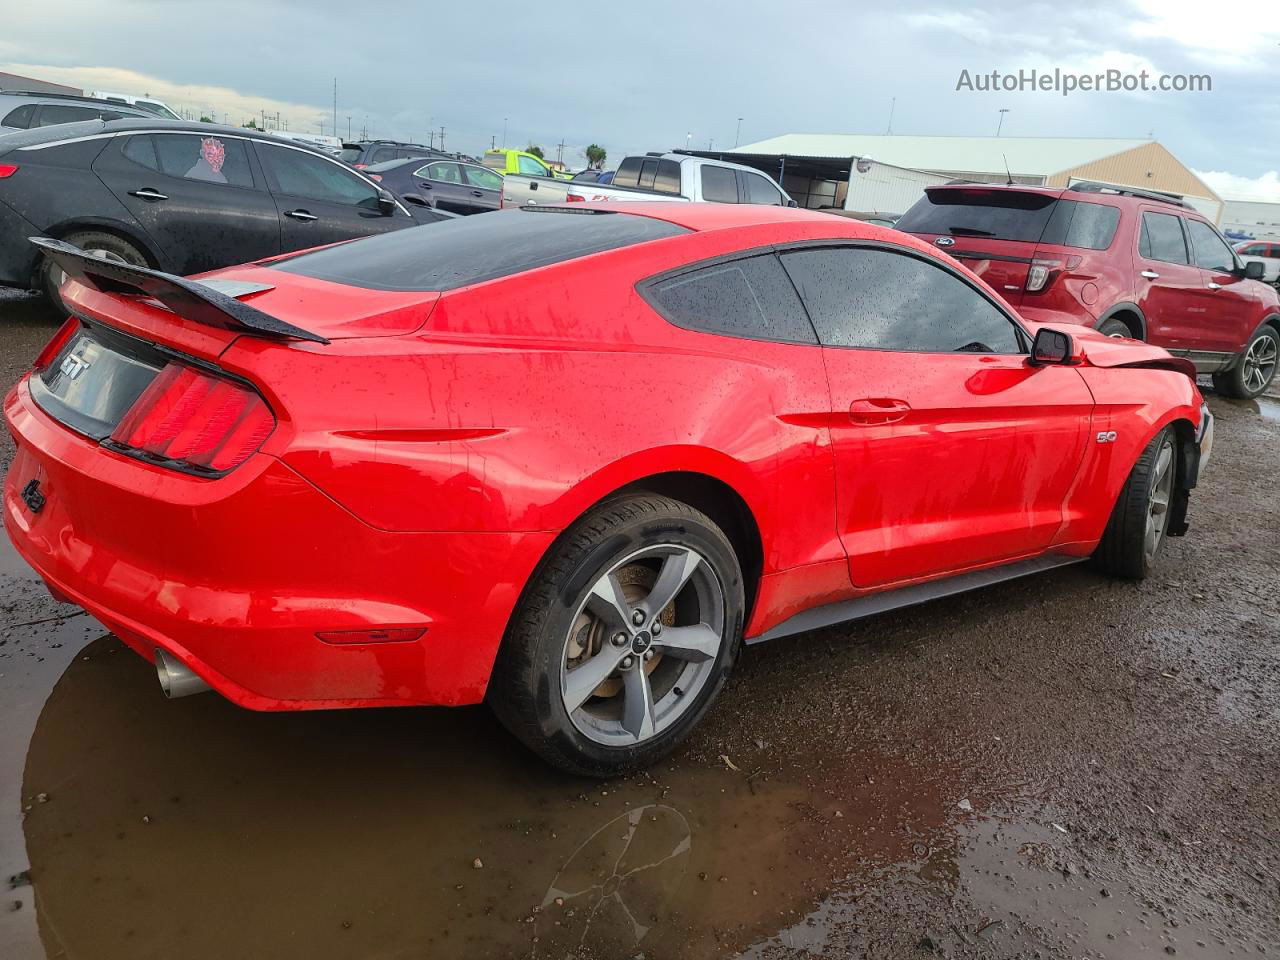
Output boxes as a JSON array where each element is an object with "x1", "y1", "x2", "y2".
[{"x1": 30, "y1": 237, "x2": 329, "y2": 345}]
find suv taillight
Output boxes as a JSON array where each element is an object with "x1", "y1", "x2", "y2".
[
  {"x1": 107, "y1": 362, "x2": 274, "y2": 474},
  {"x1": 1025, "y1": 255, "x2": 1080, "y2": 294}
]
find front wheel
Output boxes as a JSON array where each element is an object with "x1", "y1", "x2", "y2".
[
  {"x1": 488, "y1": 494, "x2": 744, "y2": 777},
  {"x1": 1093, "y1": 426, "x2": 1177, "y2": 580},
  {"x1": 1213, "y1": 326, "x2": 1278, "y2": 399}
]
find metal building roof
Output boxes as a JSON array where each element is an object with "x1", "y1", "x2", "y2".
[{"x1": 730, "y1": 134, "x2": 1153, "y2": 177}]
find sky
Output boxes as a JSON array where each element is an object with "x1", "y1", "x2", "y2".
[{"x1": 3, "y1": 0, "x2": 1278, "y2": 199}]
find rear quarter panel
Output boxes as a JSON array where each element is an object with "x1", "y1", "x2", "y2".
[{"x1": 228, "y1": 222, "x2": 850, "y2": 577}]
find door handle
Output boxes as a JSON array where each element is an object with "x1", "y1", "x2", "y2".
[
  {"x1": 284, "y1": 209, "x2": 318, "y2": 222},
  {"x1": 471, "y1": 190, "x2": 483, "y2": 197},
  {"x1": 529, "y1": 181, "x2": 538, "y2": 191},
  {"x1": 1206, "y1": 282, "x2": 1222, "y2": 290},
  {"x1": 1140, "y1": 270, "x2": 1160, "y2": 279},
  {"x1": 129, "y1": 188, "x2": 168, "y2": 201},
  {"x1": 849, "y1": 398, "x2": 911, "y2": 425}
]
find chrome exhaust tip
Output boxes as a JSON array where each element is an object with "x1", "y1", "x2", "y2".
[{"x1": 155, "y1": 649, "x2": 211, "y2": 699}]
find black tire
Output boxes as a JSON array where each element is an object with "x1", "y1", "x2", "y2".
[
  {"x1": 1098, "y1": 317, "x2": 1134, "y2": 339},
  {"x1": 488, "y1": 494, "x2": 745, "y2": 777},
  {"x1": 40, "y1": 231, "x2": 149, "y2": 317},
  {"x1": 1212, "y1": 325, "x2": 1279, "y2": 399},
  {"x1": 1093, "y1": 426, "x2": 1178, "y2": 580}
]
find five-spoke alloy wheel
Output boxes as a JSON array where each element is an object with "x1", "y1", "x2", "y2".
[{"x1": 489, "y1": 494, "x2": 744, "y2": 777}]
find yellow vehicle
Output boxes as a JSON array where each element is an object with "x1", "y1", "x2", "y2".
[{"x1": 483, "y1": 149, "x2": 573, "y2": 180}]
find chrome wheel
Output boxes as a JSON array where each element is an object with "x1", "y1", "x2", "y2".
[
  {"x1": 561, "y1": 544, "x2": 726, "y2": 746},
  {"x1": 1144, "y1": 437, "x2": 1175, "y2": 562},
  {"x1": 1242, "y1": 333, "x2": 1278, "y2": 395}
]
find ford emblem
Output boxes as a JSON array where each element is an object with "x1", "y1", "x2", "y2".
[{"x1": 935, "y1": 237, "x2": 955, "y2": 247}]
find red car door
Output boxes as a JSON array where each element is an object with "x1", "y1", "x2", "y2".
[
  {"x1": 1182, "y1": 217, "x2": 1259, "y2": 356},
  {"x1": 1134, "y1": 208, "x2": 1207, "y2": 349},
  {"x1": 781, "y1": 245, "x2": 1093, "y2": 588}
]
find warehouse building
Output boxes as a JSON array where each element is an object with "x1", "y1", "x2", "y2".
[
  {"x1": 693, "y1": 134, "x2": 1222, "y2": 222},
  {"x1": 1221, "y1": 199, "x2": 1280, "y2": 241},
  {"x1": 0, "y1": 71, "x2": 81, "y2": 96}
]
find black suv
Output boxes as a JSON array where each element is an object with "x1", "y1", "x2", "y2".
[
  {"x1": 0, "y1": 119, "x2": 452, "y2": 312},
  {"x1": 340, "y1": 139, "x2": 453, "y2": 169},
  {"x1": 0, "y1": 91, "x2": 152, "y2": 132}
]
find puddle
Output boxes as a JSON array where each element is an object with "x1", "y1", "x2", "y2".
[
  {"x1": 1256, "y1": 395, "x2": 1280, "y2": 422},
  {"x1": 13, "y1": 632, "x2": 965, "y2": 960}
]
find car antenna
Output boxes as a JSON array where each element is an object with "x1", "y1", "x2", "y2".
[{"x1": 1003, "y1": 154, "x2": 1014, "y2": 186}]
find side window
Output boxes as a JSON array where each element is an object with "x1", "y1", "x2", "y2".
[
  {"x1": 637, "y1": 159, "x2": 659, "y2": 190},
  {"x1": 517, "y1": 154, "x2": 548, "y2": 176},
  {"x1": 1, "y1": 104, "x2": 36, "y2": 129},
  {"x1": 1238, "y1": 243, "x2": 1264, "y2": 256},
  {"x1": 1042, "y1": 200, "x2": 1121, "y2": 250},
  {"x1": 1139, "y1": 212, "x2": 1189, "y2": 264},
  {"x1": 654, "y1": 160, "x2": 680, "y2": 194},
  {"x1": 701, "y1": 166, "x2": 738, "y2": 203},
  {"x1": 424, "y1": 162, "x2": 462, "y2": 183},
  {"x1": 258, "y1": 144, "x2": 380, "y2": 208},
  {"x1": 743, "y1": 173, "x2": 783, "y2": 206},
  {"x1": 33, "y1": 104, "x2": 100, "y2": 127},
  {"x1": 122, "y1": 134, "x2": 159, "y2": 171},
  {"x1": 462, "y1": 166, "x2": 503, "y2": 190},
  {"x1": 370, "y1": 147, "x2": 396, "y2": 163},
  {"x1": 647, "y1": 254, "x2": 817, "y2": 344},
  {"x1": 1185, "y1": 220, "x2": 1235, "y2": 273},
  {"x1": 781, "y1": 247, "x2": 1023, "y2": 354},
  {"x1": 151, "y1": 134, "x2": 254, "y2": 187}
]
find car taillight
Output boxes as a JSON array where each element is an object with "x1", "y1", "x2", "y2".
[
  {"x1": 368, "y1": 173, "x2": 382, "y2": 181},
  {"x1": 33, "y1": 318, "x2": 78, "y2": 371},
  {"x1": 107, "y1": 362, "x2": 274, "y2": 474},
  {"x1": 0, "y1": 164, "x2": 18, "y2": 179},
  {"x1": 565, "y1": 193, "x2": 586, "y2": 203},
  {"x1": 1025, "y1": 255, "x2": 1081, "y2": 294}
]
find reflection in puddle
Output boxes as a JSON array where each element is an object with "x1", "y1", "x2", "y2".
[{"x1": 18, "y1": 637, "x2": 956, "y2": 959}]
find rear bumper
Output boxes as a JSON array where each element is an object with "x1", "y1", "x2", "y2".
[{"x1": 4, "y1": 379, "x2": 554, "y2": 710}]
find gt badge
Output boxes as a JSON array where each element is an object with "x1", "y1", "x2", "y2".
[
  {"x1": 1096, "y1": 431, "x2": 1118, "y2": 444},
  {"x1": 59, "y1": 353, "x2": 90, "y2": 380}
]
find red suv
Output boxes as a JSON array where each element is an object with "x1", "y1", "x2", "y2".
[{"x1": 897, "y1": 181, "x2": 1280, "y2": 398}]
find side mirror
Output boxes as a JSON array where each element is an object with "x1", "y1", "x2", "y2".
[
  {"x1": 376, "y1": 188, "x2": 397, "y2": 215},
  {"x1": 1030, "y1": 327, "x2": 1074, "y2": 365},
  {"x1": 1243, "y1": 260, "x2": 1266, "y2": 281},
  {"x1": 786, "y1": 198, "x2": 798, "y2": 208}
]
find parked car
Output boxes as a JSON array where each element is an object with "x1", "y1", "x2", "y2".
[
  {"x1": 89, "y1": 91, "x2": 182, "y2": 121},
  {"x1": 573, "y1": 169, "x2": 615, "y2": 184},
  {"x1": 364, "y1": 156, "x2": 502, "y2": 214},
  {"x1": 484, "y1": 148, "x2": 572, "y2": 180},
  {"x1": 0, "y1": 91, "x2": 152, "y2": 133},
  {"x1": 1233, "y1": 239, "x2": 1280, "y2": 285},
  {"x1": 340, "y1": 139, "x2": 449, "y2": 169},
  {"x1": 500, "y1": 152, "x2": 795, "y2": 209},
  {"x1": 0, "y1": 118, "x2": 443, "y2": 314},
  {"x1": 896, "y1": 181, "x2": 1280, "y2": 399},
  {"x1": 7, "y1": 204, "x2": 1211, "y2": 776}
]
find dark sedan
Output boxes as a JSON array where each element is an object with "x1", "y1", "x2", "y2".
[
  {"x1": 363, "y1": 157, "x2": 502, "y2": 215},
  {"x1": 0, "y1": 118, "x2": 452, "y2": 312}
]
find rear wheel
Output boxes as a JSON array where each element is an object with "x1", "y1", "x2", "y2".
[
  {"x1": 1212, "y1": 326, "x2": 1278, "y2": 399},
  {"x1": 1093, "y1": 426, "x2": 1177, "y2": 580},
  {"x1": 39, "y1": 231, "x2": 148, "y2": 317},
  {"x1": 488, "y1": 494, "x2": 744, "y2": 777}
]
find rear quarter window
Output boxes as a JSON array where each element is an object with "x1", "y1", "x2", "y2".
[
  {"x1": 644, "y1": 254, "x2": 817, "y2": 344},
  {"x1": 269, "y1": 208, "x2": 689, "y2": 291},
  {"x1": 1039, "y1": 199, "x2": 1121, "y2": 250}
]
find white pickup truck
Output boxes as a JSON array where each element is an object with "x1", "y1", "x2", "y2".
[{"x1": 500, "y1": 152, "x2": 795, "y2": 208}]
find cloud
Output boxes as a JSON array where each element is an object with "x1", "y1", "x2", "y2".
[{"x1": 1194, "y1": 170, "x2": 1280, "y2": 203}]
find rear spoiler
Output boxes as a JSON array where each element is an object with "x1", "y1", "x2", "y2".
[{"x1": 30, "y1": 237, "x2": 329, "y2": 345}]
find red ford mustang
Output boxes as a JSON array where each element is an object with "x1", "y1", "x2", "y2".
[{"x1": 5, "y1": 204, "x2": 1213, "y2": 775}]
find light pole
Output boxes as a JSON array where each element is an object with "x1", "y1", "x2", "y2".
[
  {"x1": 502, "y1": 117, "x2": 508, "y2": 148},
  {"x1": 685, "y1": 131, "x2": 691, "y2": 149},
  {"x1": 734, "y1": 117, "x2": 742, "y2": 148},
  {"x1": 996, "y1": 108, "x2": 1010, "y2": 136}
]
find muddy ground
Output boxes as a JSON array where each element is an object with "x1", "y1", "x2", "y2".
[{"x1": 0, "y1": 289, "x2": 1276, "y2": 959}]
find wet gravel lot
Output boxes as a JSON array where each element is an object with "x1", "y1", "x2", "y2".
[{"x1": 0, "y1": 287, "x2": 1277, "y2": 959}]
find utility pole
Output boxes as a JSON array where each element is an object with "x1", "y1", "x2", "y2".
[
  {"x1": 502, "y1": 118, "x2": 508, "y2": 148},
  {"x1": 685, "y1": 131, "x2": 691, "y2": 149},
  {"x1": 996, "y1": 108, "x2": 1009, "y2": 136},
  {"x1": 734, "y1": 117, "x2": 742, "y2": 148},
  {"x1": 886, "y1": 97, "x2": 896, "y2": 135},
  {"x1": 347, "y1": 116, "x2": 351, "y2": 139},
  {"x1": 708, "y1": 137, "x2": 713, "y2": 150},
  {"x1": 439, "y1": 126, "x2": 446, "y2": 151},
  {"x1": 491, "y1": 135, "x2": 496, "y2": 149},
  {"x1": 555, "y1": 138, "x2": 566, "y2": 165},
  {"x1": 332, "y1": 78, "x2": 338, "y2": 138}
]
